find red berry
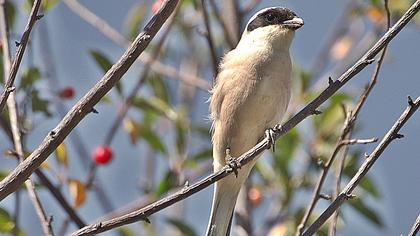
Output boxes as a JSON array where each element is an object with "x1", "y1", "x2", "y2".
[
  {"x1": 59, "y1": 86, "x2": 75, "y2": 99},
  {"x1": 151, "y1": 0, "x2": 163, "y2": 14},
  {"x1": 93, "y1": 145, "x2": 113, "y2": 165}
]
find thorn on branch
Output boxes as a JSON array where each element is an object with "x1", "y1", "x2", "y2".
[
  {"x1": 328, "y1": 77, "x2": 334, "y2": 85},
  {"x1": 143, "y1": 217, "x2": 151, "y2": 224},
  {"x1": 90, "y1": 107, "x2": 99, "y2": 114},
  {"x1": 6, "y1": 87, "x2": 15, "y2": 93},
  {"x1": 319, "y1": 193, "x2": 331, "y2": 200},
  {"x1": 184, "y1": 181, "x2": 189, "y2": 188},
  {"x1": 407, "y1": 96, "x2": 415, "y2": 106},
  {"x1": 363, "y1": 59, "x2": 375, "y2": 65},
  {"x1": 35, "y1": 14, "x2": 44, "y2": 20},
  {"x1": 393, "y1": 133, "x2": 404, "y2": 139},
  {"x1": 49, "y1": 130, "x2": 56, "y2": 137},
  {"x1": 4, "y1": 149, "x2": 19, "y2": 158},
  {"x1": 364, "y1": 153, "x2": 370, "y2": 158},
  {"x1": 15, "y1": 41, "x2": 21, "y2": 47},
  {"x1": 317, "y1": 159, "x2": 326, "y2": 169},
  {"x1": 344, "y1": 192, "x2": 357, "y2": 199},
  {"x1": 312, "y1": 109, "x2": 322, "y2": 115}
]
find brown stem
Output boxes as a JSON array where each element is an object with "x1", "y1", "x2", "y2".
[
  {"x1": 0, "y1": 0, "x2": 180, "y2": 201},
  {"x1": 0, "y1": 0, "x2": 42, "y2": 113},
  {"x1": 70, "y1": 2, "x2": 420, "y2": 234},
  {"x1": 302, "y1": 97, "x2": 420, "y2": 236}
]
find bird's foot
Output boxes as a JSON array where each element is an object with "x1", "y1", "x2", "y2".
[
  {"x1": 265, "y1": 125, "x2": 282, "y2": 152},
  {"x1": 226, "y1": 148, "x2": 241, "y2": 177}
]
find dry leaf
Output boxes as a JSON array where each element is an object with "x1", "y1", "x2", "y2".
[
  {"x1": 55, "y1": 142, "x2": 68, "y2": 167},
  {"x1": 69, "y1": 179, "x2": 86, "y2": 208},
  {"x1": 124, "y1": 117, "x2": 139, "y2": 144}
]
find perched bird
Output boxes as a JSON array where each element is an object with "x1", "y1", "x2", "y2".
[{"x1": 206, "y1": 7, "x2": 303, "y2": 236}]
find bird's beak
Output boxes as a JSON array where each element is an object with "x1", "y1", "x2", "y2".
[{"x1": 283, "y1": 17, "x2": 304, "y2": 30}]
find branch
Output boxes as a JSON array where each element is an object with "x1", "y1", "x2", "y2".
[
  {"x1": 0, "y1": 0, "x2": 42, "y2": 113},
  {"x1": 35, "y1": 169, "x2": 86, "y2": 228},
  {"x1": 408, "y1": 213, "x2": 420, "y2": 236},
  {"x1": 63, "y1": 0, "x2": 210, "y2": 91},
  {"x1": 328, "y1": 1, "x2": 392, "y2": 235},
  {"x1": 70, "y1": 2, "x2": 420, "y2": 235},
  {"x1": 1, "y1": 2, "x2": 54, "y2": 235},
  {"x1": 199, "y1": 0, "x2": 218, "y2": 78},
  {"x1": 302, "y1": 96, "x2": 420, "y2": 236},
  {"x1": 0, "y1": 0, "x2": 180, "y2": 201}
]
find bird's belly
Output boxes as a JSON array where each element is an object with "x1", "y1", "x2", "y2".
[{"x1": 230, "y1": 77, "x2": 290, "y2": 156}]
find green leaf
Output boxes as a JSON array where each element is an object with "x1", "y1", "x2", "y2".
[
  {"x1": 359, "y1": 177, "x2": 380, "y2": 199},
  {"x1": 313, "y1": 93, "x2": 350, "y2": 139},
  {"x1": 273, "y1": 129, "x2": 300, "y2": 175},
  {"x1": 138, "y1": 124, "x2": 166, "y2": 154},
  {"x1": 31, "y1": 90, "x2": 51, "y2": 116},
  {"x1": 155, "y1": 171, "x2": 177, "y2": 197},
  {"x1": 132, "y1": 96, "x2": 178, "y2": 121},
  {"x1": 349, "y1": 198, "x2": 383, "y2": 227},
  {"x1": 89, "y1": 50, "x2": 113, "y2": 72},
  {"x1": 148, "y1": 75, "x2": 170, "y2": 103},
  {"x1": 117, "y1": 226, "x2": 135, "y2": 236},
  {"x1": 124, "y1": 2, "x2": 146, "y2": 40},
  {"x1": 0, "y1": 207, "x2": 14, "y2": 232},
  {"x1": 20, "y1": 67, "x2": 41, "y2": 89},
  {"x1": 89, "y1": 50, "x2": 123, "y2": 96},
  {"x1": 5, "y1": 1, "x2": 16, "y2": 30},
  {"x1": 166, "y1": 218, "x2": 197, "y2": 236},
  {"x1": 42, "y1": 0, "x2": 61, "y2": 11}
]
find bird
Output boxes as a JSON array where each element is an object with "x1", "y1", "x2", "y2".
[{"x1": 206, "y1": 7, "x2": 303, "y2": 236}]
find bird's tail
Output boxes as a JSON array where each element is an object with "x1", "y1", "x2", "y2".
[{"x1": 206, "y1": 167, "x2": 252, "y2": 236}]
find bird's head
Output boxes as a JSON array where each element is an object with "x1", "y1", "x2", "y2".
[{"x1": 239, "y1": 7, "x2": 304, "y2": 51}]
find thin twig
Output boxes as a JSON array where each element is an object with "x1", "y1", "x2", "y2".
[
  {"x1": 296, "y1": 117, "x2": 376, "y2": 236},
  {"x1": 37, "y1": 20, "x2": 114, "y2": 214},
  {"x1": 0, "y1": 0, "x2": 42, "y2": 113},
  {"x1": 209, "y1": 0, "x2": 236, "y2": 49},
  {"x1": 69, "y1": 2, "x2": 420, "y2": 235},
  {"x1": 1, "y1": 2, "x2": 54, "y2": 235},
  {"x1": 103, "y1": 11, "x2": 178, "y2": 147},
  {"x1": 328, "y1": 1, "x2": 391, "y2": 234},
  {"x1": 63, "y1": 0, "x2": 210, "y2": 91},
  {"x1": 302, "y1": 96, "x2": 420, "y2": 236},
  {"x1": 199, "y1": 0, "x2": 218, "y2": 79},
  {"x1": 408, "y1": 213, "x2": 420, "y2": 236},
  {"x1": 0, "y1": 0, "x2": 180, "y2": 201}
]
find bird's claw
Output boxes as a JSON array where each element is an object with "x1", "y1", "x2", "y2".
[
  {"x1": 265, "y1": 125, "x2": 281, "y2": 153},
  {"x1": 226, "y1": 148, "x2": 241, "y2": 177}
]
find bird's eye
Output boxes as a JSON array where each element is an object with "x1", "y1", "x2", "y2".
[{"x1": 265, "y1": 13, "x2": 276, "y2": 22}]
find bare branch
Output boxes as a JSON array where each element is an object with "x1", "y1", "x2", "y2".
[
  {"x1": 0, "y1": 0, "x2": 180, "y2": 201},
  {"x1": 302, "y1": 97, "x2": 420, "y2": 236},
  {"x1": 0, "y1": 0, "x2": 42, "y2": 113},
  {"x1": 63, "y1": 0, "x2": 210, "y2": 91},
  {"x1": 408, "y1": 213, "x2": 420, "y2": 236},
  {"x1": 69, "y1": 2, "x2": 420, "y2": 235},
  {"x1": 1, "y1": 2, "x2": 54, "y2": 235},
  {"x1": 328, "y1": 1, "x2": 392, "y2": 234},
  {"x1": 199, "y1": 0, "x2": 218, "y2": 78}
]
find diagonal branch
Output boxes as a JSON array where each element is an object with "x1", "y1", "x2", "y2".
[
  {"x1": 0, "y1": 0, "x2": 42, "y2": 113},
  {"x1": 1, "y1": 2, "x2": 54, "y2": 235},
  {"x1": 63, "y1": 0, "x2": 210, "y2": 91},
  {"x1": 408, "y1": 213, "x2": 420, "y2": 236},
  {"x1": 302, "y1": 96, "x2": 420, "y2": 236},
  {"x1": 0, "y1": 0, "x2": 180, "y2": 201},
  {"x1": 69, "y1": 1, "x2": 420, "y2": 235}
]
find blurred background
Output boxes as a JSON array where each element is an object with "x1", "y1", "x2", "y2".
[{"x1": 0, "y1": 0, "x2": 419, "y2": 235}]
